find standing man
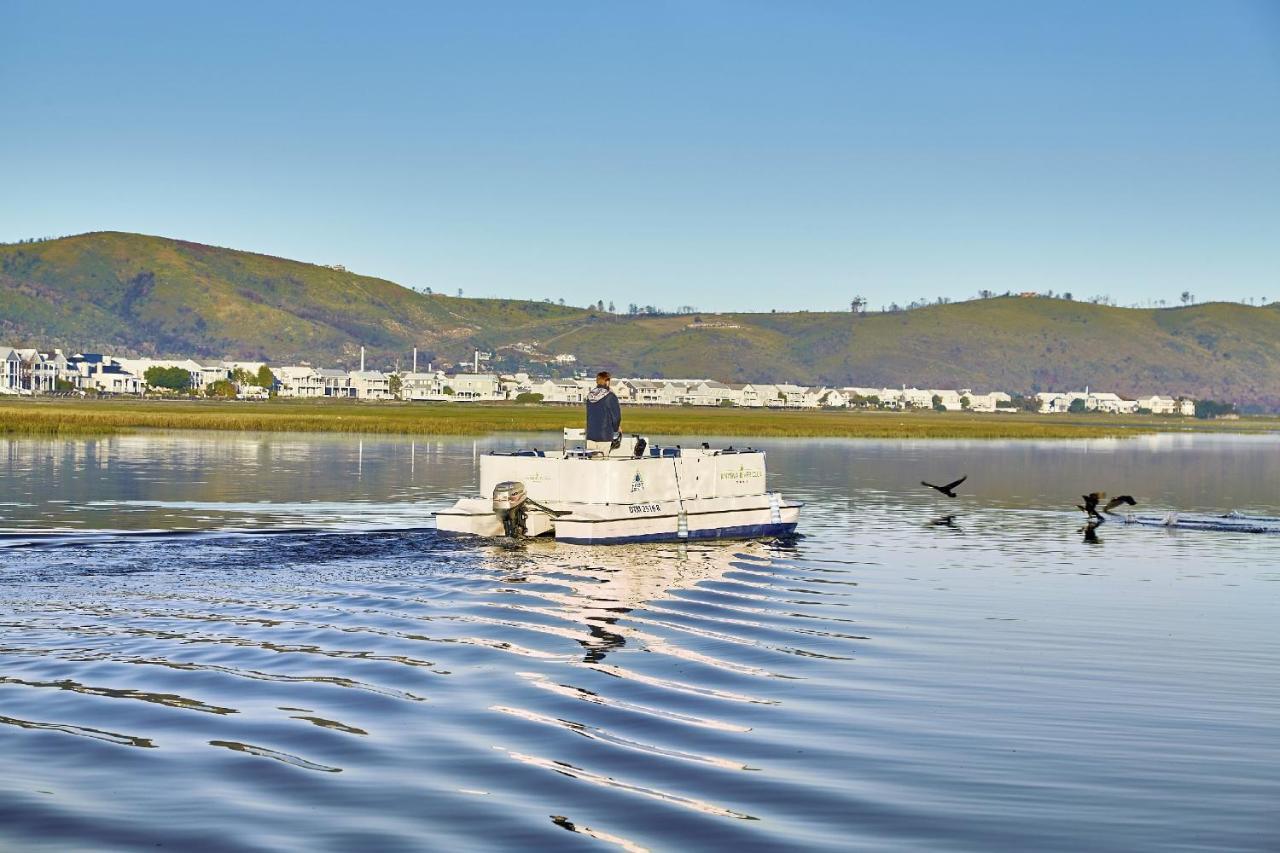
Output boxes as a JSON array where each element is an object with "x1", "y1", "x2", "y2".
[{"x1": 585, "y1": 371, "x2": 622, "y2": 457}]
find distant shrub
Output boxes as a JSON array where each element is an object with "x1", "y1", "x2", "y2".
[
  {"x1": 144, "y1": 366, "x2": 192, "y2": 392},
  {"x1": 1068, "y1": 398, "x2": 1087, "y2": 413},
  {"x1": 205, "y1": 379, "x2": 237, "y2": 398},
  {"x1": 515, "y1": 392, "x2": 543, "y2": 404},
  {"x1": 1194, "y1": 399, "x2": 1236, "y2": 419}
]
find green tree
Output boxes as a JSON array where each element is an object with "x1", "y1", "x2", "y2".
[
  {"x1": 1194, "y1": 399, "x2": 1235, "y2": 419},
  {"x1": 388, "y1": 373, "x2": 403, "y2": 397},
  {"x1": 205, "y1": 379, "x2": 237, "y2": 398},
  {"x1": 960, "y1": 396, "x2": 971, "y2": 410},
  {"x1": 255, "y1": 365, "x2": 276, "y2": 388},
  {"x1": 443, "y1": 386, "x2": 455, "y2": 396},
  {"x1": 230, "y1": 367, "x2": 253, "y2": 385},
  {"x1": 144, "y1": 366, "x2": 192, "y2": 392},
  {"x1": 515, "y1": 392, "x2": 544, "y2": 403},
  {"x1": 931, "y1": 394, "x2": 946, "y2": 412},
  {"x1": 1068, "y1": 398, "x2": 1087, "y2": 413},
  {"x1": 55, "y1": 377, "x2": 76, "y2": 392}
]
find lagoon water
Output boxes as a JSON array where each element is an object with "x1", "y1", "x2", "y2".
[{"x1": 1, "y1": 432, "x2": 1277, "y2": 852}]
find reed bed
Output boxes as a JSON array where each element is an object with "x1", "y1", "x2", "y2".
[{"x1": 0, "y1": 398, "x2": 1200, "y2": 440}]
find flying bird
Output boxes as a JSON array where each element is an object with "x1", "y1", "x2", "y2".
[
  {"x1": 922, "y1": 475, "x2": 967, "y2": 498},
  {"x1": 1103, "y1": 495, "x2": 1137, "y2": 514}
]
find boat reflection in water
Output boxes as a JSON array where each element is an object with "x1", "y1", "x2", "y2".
[{"x1": 480, "y1": 538, "x2": 776, "y2": 666}]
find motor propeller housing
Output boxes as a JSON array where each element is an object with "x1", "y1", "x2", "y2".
[{"x1": 492, "y1": 481, "x2": 529, "y2": 537}]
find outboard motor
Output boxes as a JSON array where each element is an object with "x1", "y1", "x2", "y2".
[
  {"x1": 632, "y1": 435, "x2": 647, "y2": 458},
  {"x1": 492, "y1": 480, "x2": 529, "y2": 538}
]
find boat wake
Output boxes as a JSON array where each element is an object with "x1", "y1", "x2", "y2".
[{"x1": 1119, "y1": 511, "x2": 1280, "y2": 534}]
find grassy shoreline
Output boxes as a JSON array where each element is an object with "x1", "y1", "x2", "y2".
[{"x1": 3, "y1": 398, "x2": 1278, "y2": 440}]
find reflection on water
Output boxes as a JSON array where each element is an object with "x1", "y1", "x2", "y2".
[{"x1": 0, "y1": 431, "x2": 1278, "y2": 852}]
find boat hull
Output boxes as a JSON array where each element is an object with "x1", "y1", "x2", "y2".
[
  {"x1": 436, "y1": 495, "x2": 801, "y2": 544},
  {"x1": 434, "y1": 447, "x2": 801, "y2": 544}
]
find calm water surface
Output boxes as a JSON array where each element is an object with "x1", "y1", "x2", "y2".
[{"x1": 1, "y1": 432, "x2": 1277, "y2": 851}]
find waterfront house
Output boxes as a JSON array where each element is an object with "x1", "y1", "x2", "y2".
[
  {"x1": 399, "y1": 370, "x2": 448, "y2": 401},
  {"x1": 66, "y1": 354, "x2": 142, "y2": 394},
  {"x1": 816, "y1": 388, "x2": 848, "y2": 408},
  {"x1": 962, "y1": 390, "x2": 1013, "y2": 412},
  {"x1": 443, "y1": 373, "x2": 500, "y2": 401},
  {"x1": 623, "y1": 380, "x2": 667, "y2": 405},
  {"x1": 1086, "y1": 391, "x2": 1138, "y2": 414},
  {"x1": 275, "y1": 365, "x2": 325, "y2": 398},
  {"x1": 316, "y1": 368, "x2": 355, "y2": 397},
  {"x1": 349, "y1": 370, "x2": 391, "y2": 400},
  {"x1": 772, "y1": 383, "x2": 808, "y2": 408},
  {"x1": 1136, "y1": 395, "x2": 1179, "y2": 415}
]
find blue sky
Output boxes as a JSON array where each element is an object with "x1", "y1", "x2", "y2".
[{"x1": 2, "y1": 1, "x2": 1277, "y2": 311}]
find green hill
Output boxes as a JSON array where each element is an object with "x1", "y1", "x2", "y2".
[
  {"x1": 3, "y1": 232, "x2": 1279, "y2": 409},
  {"x1": 0, "y1": 232, "x2": 590, "y2": 367}
]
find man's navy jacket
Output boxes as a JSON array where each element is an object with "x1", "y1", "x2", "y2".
[{"x1": 585, "y1": 387, "x2": 622, "y2": 441}]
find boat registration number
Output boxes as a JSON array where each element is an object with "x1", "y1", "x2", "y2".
[{"x1": 628, "y1": 503, "x2": 662, "y2": 514}]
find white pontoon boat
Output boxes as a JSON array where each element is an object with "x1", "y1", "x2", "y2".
[{"x1": 436, "y1": 430, "x2": 802, "y2": 544}]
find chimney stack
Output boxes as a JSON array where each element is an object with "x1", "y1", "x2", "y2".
[
  {"x1": 412, "y1": 347, "x2": 418, "y2": 373},
  {"x1": 360, "y1": 346, "x2": 365, "y2": 372}
]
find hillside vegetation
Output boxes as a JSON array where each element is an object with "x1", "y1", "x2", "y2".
[{"x1": 3, "y1": 232, "x2": 1279, "y2": 408}]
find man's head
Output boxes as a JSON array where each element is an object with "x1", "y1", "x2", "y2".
[{"x1": 596, "y1": 371, "x2": 611, "y2": 387}]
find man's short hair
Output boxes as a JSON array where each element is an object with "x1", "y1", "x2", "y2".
[{"x1": 596, "y1": 371, "x2": 611, "y2": 382}]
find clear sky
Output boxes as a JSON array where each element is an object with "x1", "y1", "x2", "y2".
[{"x1": 2, "y1": 1, "x2": 1278, "y2": 312}]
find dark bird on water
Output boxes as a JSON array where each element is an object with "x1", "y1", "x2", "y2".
[
  {"x1": 1078, "y1": 491, "x2": 1105, "y2": 520},
  {"x1": 1078, "y1": 492, "x2": 1138, "y2": 521},
  {"x1": 929, "y1": 514, "x2": 960, "y2": 528},
  {"x1": 922, "y1": 475, "x2": 967, "y2": 498}
]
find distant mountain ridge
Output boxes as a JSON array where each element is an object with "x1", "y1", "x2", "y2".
[{"x1": 3, "y1": 232, "x2": 1279, "y2": 409}]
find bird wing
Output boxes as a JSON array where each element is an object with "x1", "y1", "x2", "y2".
[
  {"x1": 921, "y1": 481, "x2": 937, "y2": 490},
  {"x1": 1104, "y1": 495, "x2": 1137, "y2": 512},
  {"x1": 942, "y1": 475, "x2": 967, "y2": 491}
]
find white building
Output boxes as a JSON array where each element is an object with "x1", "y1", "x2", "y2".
[
  {"x1": 1136, "y1": 395, "x2": 1180, "y2": 415},
  {"x1": 64, "y1": 354, "x2": 141, "y2": 395},
  {"x1": 499, "y1": 373, "x2": 533, "y2": 399},
  {"x1": 444, "y1": 373, "x2": 500, "y2": 401},
  {"x1": 349, "y1": 370, "x2": 391, "y2": 400},
  {"x1": 1086, "y1": 392, "x2": 1138, "y2": 414},
  {"x1": 962, "y1": 390, "x2": 1014, "y2": 412},
  {"x1": 316, "y1": 368, "x2": 355, "y2": 397},
  {"x1": 815, "y1": 388, "x2": 848, "y2": 408},
  {"x1": 772, "y1": 384, "x2": 809, "y2": 407},
  {"x1": 0, "y1": 348, "x2": 70, "y2": 393},
  {"x1": 400, "y1": 370, "x2": 449, "y2": 401},
  {"x1": 275, "y1": 365, "x2": 325, "y2": 398},
  {"x1": 0, "y1": 348, "x2": 20, "y2": 394},
  {"x1": 622, "y1": 380, "x2": 670, "y2": 405}
]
